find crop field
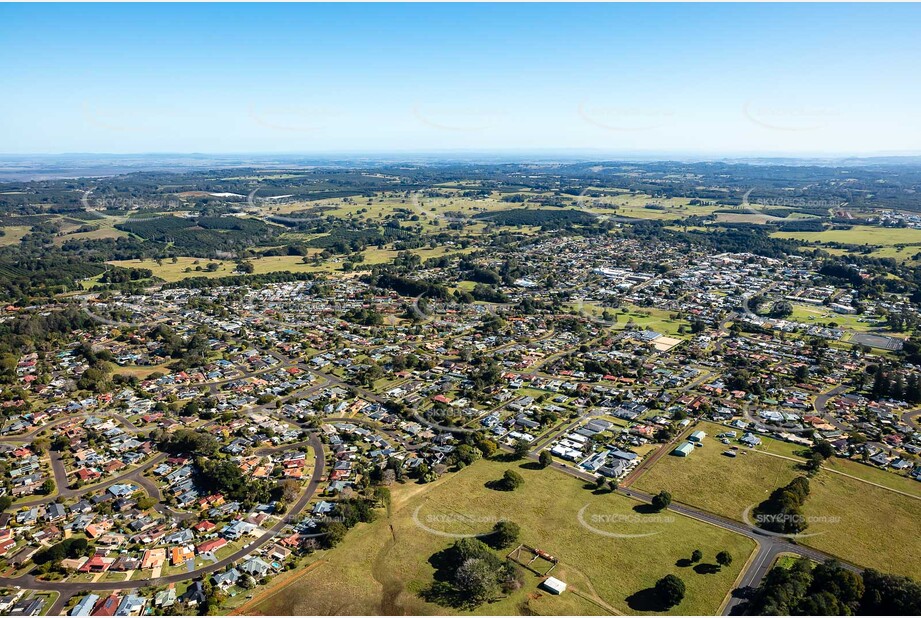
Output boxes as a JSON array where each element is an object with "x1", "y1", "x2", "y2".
[{"x1": 245, "y1": 458, "x2": 754, "y2": 616}]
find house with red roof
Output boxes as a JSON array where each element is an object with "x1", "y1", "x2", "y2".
[{"x1": 196, "y1": 538, "x2": 227, "y2": 554}]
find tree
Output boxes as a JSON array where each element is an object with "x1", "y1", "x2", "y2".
[
  {"x1": 691, "y1": 549, "x2": 703, "y2": 564},
  {"x1": 538, "y1": 450, "x2": 552, "y2": 469},
  {"x1": 651, "y1": 490, "x2": 672, "y2": 511},
  {"x1": 32, "y1": 437, "x2": 50, "y2": 455},
  {"x1": 490, "y1": 521, "x2": 520, "y2": 549},
  {"x1": 812, "y1": 560, "x2": 864, "y2": 611},
  {"x1": 654, "y1": 574, "x2": 686, "y2": 609},
  {"x1": 277, "y1": 479, "x2": 301, "y2": 503},
  {"x1": 716, "y1": 551, "x2": 733, "y2": 569},
  {"x1": 454, "y1": 558, "x2": 501, "y2": 604},
  {"x1": 861, "y1": 568, "x2": 921, "y2": 615},
  {"x1": 811, "y1": 440, "x2": 835, "y2": 460},
  {"x1": 319, "y1": 521, "x2": 347, "y2": 548},
  {"x1": 498, "y1": 469, "x2": 524, "y2": 491},
  {"x1": 804, "y1": 452, "x2": 825, "y2": 476},
  {"x1": 373, "y1": 486, "x2": 391, "y2": 510},
  {"x1": 475, "y1": 436, "x2": 498, "y2": 458},
  {"x1": 435, "y1": 538, "x2": 521, "y2": 608},
  {"x1": 238, "y1": 574, "x2": 256, "y2": 590},
  {"x1": 455, "y1": 444, "x2": 481, "y2": 467},
  {"x1": 512, "y1": 439, "x2": 530, "y2": 459}
]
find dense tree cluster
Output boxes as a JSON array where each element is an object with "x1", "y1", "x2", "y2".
[
  {"x1": 753, "y1": 476, "x2": 811, "y2": 535},
  {"x1": 33, "y1": 537, "x2": 92, "y2": 566},
  {"x1": 748, "y1": 558, "x2": 921, "y2": 616},
  {"x1": 423, "y1": 537, "x2": 524, "y2": 608}
]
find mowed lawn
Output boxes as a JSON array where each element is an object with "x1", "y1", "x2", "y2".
[
  {"x1": 249, "y1": 458, "x2": 755, "y2": 616},
  {"x1": 612, "y1": 305, "x2": 691, "y2": 338},
  {"x1": 802, "y1": 468, "x2": 921, "y2": 579},
  {"x1": 633, "y1": 424, "x2": 803, "y2": 520}
]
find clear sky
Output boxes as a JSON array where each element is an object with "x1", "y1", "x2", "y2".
[{"x1": 2, "y1": 2, "x2": 920, "y2": 156}]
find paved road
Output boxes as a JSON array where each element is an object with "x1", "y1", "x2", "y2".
[
  {"x1": 617, "y1": 486, "x2": 860, "y2": 615},
  {"x1": 902, "y1": 408, "x2": 921, "y2": 430},
  {"x1": 813, "y1": 384, "x2": 849, "y2": 430},
  {"x1": 0, "y1": 410, "x2": 141, "y2": 445},
  {"x1": 3, "y1": 434, "x2": 326, "y2": 615},
  {"x1": 15, "y1": 453, "x2": 167, "y2": 509},
  {"x1": 508, "y1": 444, "x2": 858, "y2": 616}
]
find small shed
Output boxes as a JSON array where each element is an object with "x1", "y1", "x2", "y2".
[
  {"x1": 688, "y1": 430, "x2": 707, "y2": 443},
  {"x1": 672, "y1": 441, "x2": 695, "y2": 457},
  {"x1": 541, "y1": 576, "x2": 567, "y2": 595}
]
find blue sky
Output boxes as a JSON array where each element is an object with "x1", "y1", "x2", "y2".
[{"x1": 2, "y1": 3, "x2": 920, "y2": 155}]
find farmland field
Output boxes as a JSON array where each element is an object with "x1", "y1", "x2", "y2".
[
  {"x1": 245, "y1": 458, "x2": 755, "y2": 616},
  {"x1": 107, "y1": 245, "x2": 474, "y2": 283},
  {"x1": 0, "y1": 225, "x2": 32, "y2": 247},
  {"x1": 773, "y1": 226, "x2": 921, "y2": 247}
]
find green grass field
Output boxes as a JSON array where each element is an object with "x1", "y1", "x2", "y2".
[
  {"x1": 0, "y1": 225, "x2": 32, "y2": 247},
  {"x1": 822, "y1": 457, "x2": 921, "y2": 499},
  {"x1": 247, "y1": 458, "x2": 755, "y2": 616},
  {"x1": 633, "y1": 423, "x2": 804, "y2": 520},
  {"x1": 773, "y1": 226, "x2": 921, "y2": 248},
  {"x1": 786, "y1": 304, "x2": 883, "y2": 333},
  {"x1": 632, "y1": 422, "x2": 921, "y2": 578},
  {"x1": 802, "y1": 468, "x2": 921, "y2": 579},
  {"x1": 108, "y1": 245, "x2": 473, "y2": 283},
  {"x1": 610, "y1": 305, "x2": 691, "y2": 338}
]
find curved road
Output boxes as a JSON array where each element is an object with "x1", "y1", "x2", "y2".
[
  {"x1": 2, "y1": 434, "x2": 325, "y2": 615},
  {"x1": 514, "y1": 444, "x2": 858, "y2": 616}
]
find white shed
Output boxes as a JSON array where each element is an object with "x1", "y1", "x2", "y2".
[{"x1": 541, "y1": 576, "x2": 567, "y2": 595}]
